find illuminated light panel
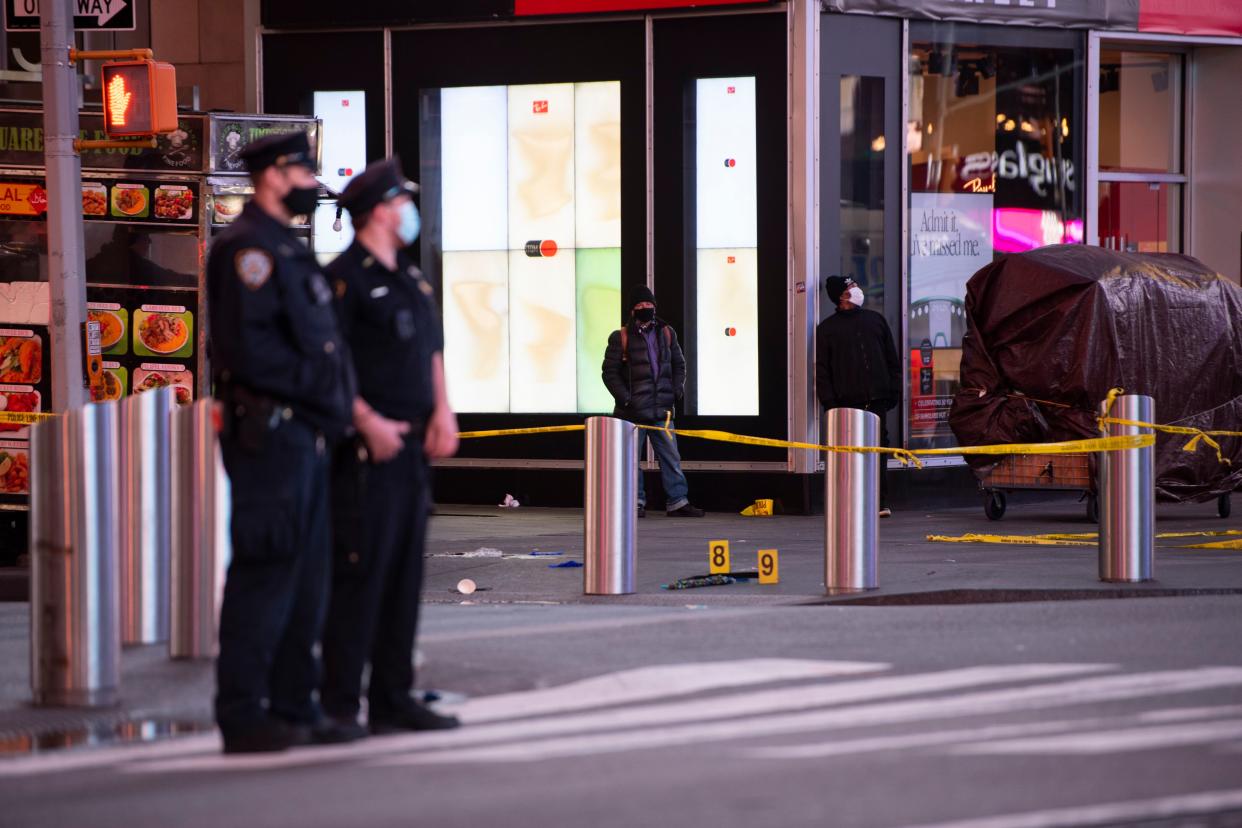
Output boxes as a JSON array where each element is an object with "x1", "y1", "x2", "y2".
[
  {"x1": 107, "y1": 74, "x2": 132, "y2": 127},
  {"x1": 695, "y1": 76, "x2": 758, "y2": 416},
  {"x1": 434, "y1": 81, "x2": 621, "y2": 414}
]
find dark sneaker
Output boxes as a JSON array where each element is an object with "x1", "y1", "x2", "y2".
[
  {"x1": 308, "y1": 716, "x2": 368, "y2": 745},
  {"x1": 879, "y1": 506, "x2": 892, "y2": 518},
  {"x1": 221, "y1": 718, "x2": 302, "y2": 755},
  {"x1": 667, "y1": 504, "x2": 705, "y2": 518},
  {"x1": 370, "y1": 702, "x2": 461, "y2": 735},
  {"x1": 637, "y1": 504, "x2": 646, "y2": 519}
]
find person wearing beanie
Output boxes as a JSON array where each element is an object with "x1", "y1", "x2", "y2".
[
  {"x1": 815, "y1": 275, "x2": 901, "y2": 517},
  {"x1": 601, "y1": 285, "x2": 705, "y2": 518}
]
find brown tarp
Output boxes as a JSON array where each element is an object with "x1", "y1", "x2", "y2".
[{"x1": 949, "y1": 245, "x2": 1242, "y2": 502}]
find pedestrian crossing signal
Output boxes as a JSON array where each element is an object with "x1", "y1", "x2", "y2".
[{"x1": 100, "y1": 60, "x2": 178, "y2": 137}]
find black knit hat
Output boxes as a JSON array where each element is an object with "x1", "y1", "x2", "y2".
[
  {"x1": 628, "y1": 284, "x2": 656, "y2": 309},
  {"x1": 824, "y1": 275, "x2": 850, "y2": 306}
]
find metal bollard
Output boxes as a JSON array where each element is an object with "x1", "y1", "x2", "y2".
[
  {"x1": 1099, "y1": 394, "x2": 1155, "y2": 583},
  {"x1": 29, "y1": 401, "x2": 121, "y2": 706},
  {"x1": 170, "y1": 399, "x2": 231, "y2": 658},
  {"x1": 583, "y1": 416, "x2": 637, "y2": 595},
  {"x1": 119, "y1": 387, "x2": 173, "y2": 645},
  {"x1": 824, "y1": 407, "x2": 879, "y2": 593}
]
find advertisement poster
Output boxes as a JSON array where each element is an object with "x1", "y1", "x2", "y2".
[
  {"x1": 0, "y1": 325, "x2": 50, "y2": 505},
  {"x1": 908, "y1": 191, "x2": 993, "y2": 312},
  {"x1": 85, "y1": 288, "x2": 197, "y2": 406}
]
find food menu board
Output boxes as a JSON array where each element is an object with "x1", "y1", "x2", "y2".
[
  {"x1": 86, "y1": 289, "x2": 197, "y2": 406},
  {"x1": 0, "y1": 326, "x2": 50, "y2": 504},
  {"x1": 0, "y1": 177, "x2": 199, "y2": 226}
]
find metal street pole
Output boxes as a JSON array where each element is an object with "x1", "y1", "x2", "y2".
[{"x1": 40, "y1": 0, "x2": 88, "y2": 412}]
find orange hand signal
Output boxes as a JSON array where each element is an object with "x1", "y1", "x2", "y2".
[{"x1": 106, "y1": 73, "x2": 132, "y2": 127}]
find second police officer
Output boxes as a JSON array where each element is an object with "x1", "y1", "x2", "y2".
[
  {"x1": 321, "y1": 157, "x2": 462, "y2": 737},
  {"x1": 207, "y1": 132, "x2": 356, "y2": 754}
]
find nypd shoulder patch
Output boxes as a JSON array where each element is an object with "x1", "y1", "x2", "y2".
[{"x1": 236, "y1": 248, "x2": 274, "y2": 291}]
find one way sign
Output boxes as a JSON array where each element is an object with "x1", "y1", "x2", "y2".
[{"x1": 5, "y1": 0, "x2": 135, "y2": 31}]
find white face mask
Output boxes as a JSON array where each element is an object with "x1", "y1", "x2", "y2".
[{"x1": 846, "y1": 286, "x2": 865, "y2": 307}]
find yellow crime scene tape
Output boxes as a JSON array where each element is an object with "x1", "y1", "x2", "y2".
[
  {"x1": 929, "y1": 529, "x2": 1242, "y2": 547},
  {"x1": 1099, "y1": 387, "x2": 1241, "y2": 466},
  {"x1": 0, "y1": 411, "x2": 57, "y2": 425}
]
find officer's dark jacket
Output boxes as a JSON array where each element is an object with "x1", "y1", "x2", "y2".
[
  {"x1": 601, "y1": 318, "x2": 686, "y2": 423},
  {"x1": 815, "y1": 306, "x2": 901, "y2": 411},
  {"x1": 327, "y1": 241, "x2": 443, "y2": 423},
  {"x1": 206, "y1": 201, "x2": 353, "y2": 436}
]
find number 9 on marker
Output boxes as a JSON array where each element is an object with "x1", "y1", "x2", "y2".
[
  {"x1": 758, "y1": 549, "x2": 779, "y2": 584},
  {"x1": 708, "y1": 540, "x2": 730, "y2": 574}
]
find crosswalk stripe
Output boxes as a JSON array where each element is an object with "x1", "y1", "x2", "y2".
[
  {"x1": 116, "y1": 664, "x2": 1104, "y2": 774},
  {"x1": 452, "y1": 659, "x2": 886, "y2": 724},
  {"x1": 370, "y1": 667, "x2": 1242, "y2": 766},
  {"x1": 893, "y1": 788, "x2": 1242, "y2": 828},
  {"x1": 952, "y1": 718, "x2": 1242, "y2": 755}
]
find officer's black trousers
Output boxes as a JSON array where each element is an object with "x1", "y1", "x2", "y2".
[
  {"x1": 322, "y1": 441, "x2": 429, "y2": 721},
  {"x1": 215, "y1": 420, "x2": 331, "y2": 731}
]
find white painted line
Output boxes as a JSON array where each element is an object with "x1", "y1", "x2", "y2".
[
  {"x1": 451, "y1": 659, "x2": 886, "y2": 724},
  {"x1": 419, "y1": 607, "x2": 774, "y2": 644},
  {"x1": 952, "y1": 719, "x2": 1242, "y2": 755},
  {"x1": 893, "y1": 788, "x2": 1242, "y2": 828},
  {"x1": 370, "y1": 667, "x2": 1242, "y2": 766},
  {"x1": 1139, "y1": 704, "x2": 1242, "y2": 723},
  {"x1": 0, "y1": 734, "x2": 219, "y2": 778},
  {"x1": 121, "y1": 663, "x2": 1104, "y2": 775}
]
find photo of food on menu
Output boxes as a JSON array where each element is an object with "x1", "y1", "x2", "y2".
[
  {"x1": 91, "y1": 363, "x2": 127, "y2": 402},
  {"x1": 88, "y1": 304, "x2": 128, "y2": 356},
  {"x1": 0, "y1": 331, "x2": 42, "y2": 384},
  {"x1": 133, "y1": 306, "x2": 193, "y2": 359},
  {"x1": 0, "y1": 441, "x2": 29, "y2": 495},
  {"x1": 82, "y1": 183, "x2": 107, "y2": 216},
  {"x1": 0, "y1": 386, "x2": 41, "y2": 439},
  {"x1": 133, "y1": 364, "x2": 192, "y2": 405},
  {"x1": 111, "y1": 183, "x2": 150, "y2": 219}
]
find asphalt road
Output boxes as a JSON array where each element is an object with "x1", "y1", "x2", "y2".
[{"x1": 3, "y1": 593, "x2": 1242, "y2": 828}]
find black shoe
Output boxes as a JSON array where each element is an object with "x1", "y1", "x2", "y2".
[
  {"x1": 667, "y1": 504, "x2": 705, "y2": 517},
  {"x1": 308, "y1": 716, "x2": 369, "y2": 745},
  {"x1": 369, "y1": 701, "x2": 461, "y2": 735},
  {"x1": 879, "y1": 506, "x2": 892, "y2": 518},
  {"x1": 220, "y1": 718, "x2": 302, "y2": 755},
  {"x1": 637, "y1": 505, "x2": 646, "y2": 519}
]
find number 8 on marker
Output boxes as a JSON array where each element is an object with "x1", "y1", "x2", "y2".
[{"x1": 709, "y1": 540, "x2": 730, "y2": 574}]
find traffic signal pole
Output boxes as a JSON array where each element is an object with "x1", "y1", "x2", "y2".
[{"x1": 40, "y1": 0, "x2": 88, "y2": 412}]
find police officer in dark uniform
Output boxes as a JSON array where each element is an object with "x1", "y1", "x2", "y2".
[
  {"x1": 321, "y1": 157, "x2": 461, "y2": 736},
  {"x1": 207, "y1": 131, "x2": 356, "y2": 754}
]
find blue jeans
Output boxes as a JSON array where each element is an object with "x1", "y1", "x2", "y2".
[{"x1": 637, "y1": 423, "x2": 689, "y2": 511}]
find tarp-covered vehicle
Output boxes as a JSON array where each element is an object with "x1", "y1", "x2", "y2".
[{"x1": 949, "y1": 245, "x2": 1242, "y2": 519}]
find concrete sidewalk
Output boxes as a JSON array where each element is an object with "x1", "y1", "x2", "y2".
[
  {"x1": 423, "y1": 497, "x2": 1242, "y2": 606},
  {"x1": 1, "y1": 497, "x2": 1238, "y2": 754}
]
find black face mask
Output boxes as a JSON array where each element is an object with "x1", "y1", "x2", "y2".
[
  {"x1": 279, "y1": 172, "x2": 319, "y2": 217},
  {"x1": 634, "y1": 307, "x2": 655, "y2": 324}
]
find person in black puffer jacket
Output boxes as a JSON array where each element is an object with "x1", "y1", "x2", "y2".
[
  {"x1": 601, "y1": 285, "x2": 704, "y2": 518},
  {"x1": 816, "y1": 275, "x2": 901, "y2": 516}
]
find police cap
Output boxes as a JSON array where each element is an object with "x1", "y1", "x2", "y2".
[
  {"x1": 337, "y1": 157, "x2": 419, "y2": 216},
  {"x1": 240, "y1": 130, "x2": 315, "y2": 173}
]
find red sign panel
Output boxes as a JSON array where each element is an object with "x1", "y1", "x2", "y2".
[
  {"x1": 515, "y1": 0, "x2": 767, "y2": 14},
  {"x1": 1139, "y1": 0, "x2": 1242, "y2": 36}
]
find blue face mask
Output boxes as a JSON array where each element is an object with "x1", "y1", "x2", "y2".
[{"x1": 397, "y1": 200, "x2": 421, "y2": 246}]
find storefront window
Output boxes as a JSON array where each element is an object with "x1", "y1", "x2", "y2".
[
  {"x1": 839, "y1": 75, "x2": 886, "y2": 312},
  {"x1": 1099, "y1": 50, "x2": 1182, "y2": 174},
  {"x1": 907, "y1": 25, "x2": 1084, "y2": 449},
  {"x1": 1097, "y1": 49, "x2": 1185, "y2": 254}
]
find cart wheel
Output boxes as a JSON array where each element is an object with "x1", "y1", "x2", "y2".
[
  {"x1": 1219, "y1": 494, "x2": 1232, "y2": 519},
  {"x1": 1086, "y1": 493, "x2": 1100, "y2": 524},
  {"x1": 984, "y1": 490, "x2": 1007, "y2": 521}
]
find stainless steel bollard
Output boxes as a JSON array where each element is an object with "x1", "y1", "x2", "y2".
[
  {"x1": 824, "y1": 407, "x2": 879, "y2": 593},
  {"x1": 29, "y1": 401, "x2": 121, "y2": 706},
  {"x1": 119, "y1": 387, "x2": 173, "y2": 645},
  {"x1": 170, "y1": 399, "x2": 231, "y2": 658},
  {"x1": 583, "y1": 416, "x2": 637, "y2": 595},
  {"x1": 1099, "y1": 394, "x2": 1155, "y2": 583}
]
